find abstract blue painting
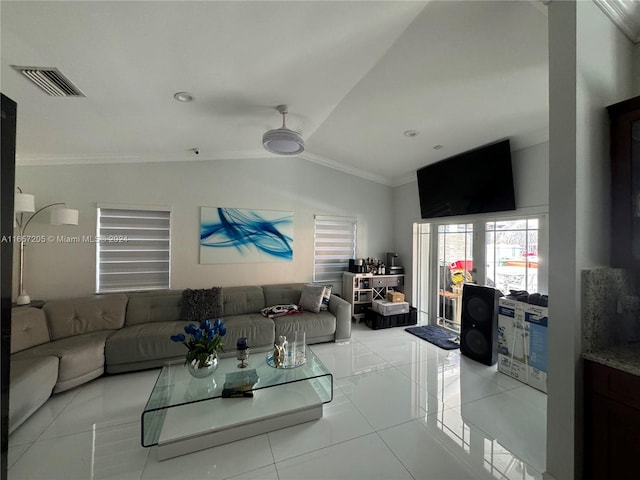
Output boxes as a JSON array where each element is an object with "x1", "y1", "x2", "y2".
[{"x1": 200, "y1": 207, "x2": 293, "y2": 264}]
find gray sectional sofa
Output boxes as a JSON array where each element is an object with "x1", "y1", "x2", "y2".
[{"x1": 9, "y1": 283, "x2": 351, "y2": 434}]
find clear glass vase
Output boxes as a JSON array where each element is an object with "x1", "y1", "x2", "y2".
[{"x1": 186, "y1": 355, "x2": 218, "y2": 378}]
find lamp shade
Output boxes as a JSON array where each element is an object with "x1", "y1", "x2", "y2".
[
  {"x1": 50, "y1": 207, "x2": 79, "y2": 225},
  {"x1": 15, "y1": 193, "x2": 35, "y2": 213}
]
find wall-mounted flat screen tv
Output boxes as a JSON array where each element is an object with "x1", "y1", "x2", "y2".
[{"x1": 416, "y1": 139, "x2": 516, "y2": 219}]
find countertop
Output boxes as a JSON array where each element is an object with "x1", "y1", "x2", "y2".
[{"x1": 582, "y1": 343, "x2": 640, "y2": 377}]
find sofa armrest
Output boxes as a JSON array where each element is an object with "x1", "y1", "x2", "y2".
[{"x1": 329, "y1": 294, "x2": 351, "y2": 341}]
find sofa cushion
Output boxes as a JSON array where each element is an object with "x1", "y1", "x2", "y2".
[
  {"x1": 43, "y1": 294, "x2": 128, "y2": 340},
  {"x1": 125, "y1": 291, "x2": 183, "y2": 326},
  {"x1": 181, "y1": 287, "x2": 222, "y2": 322},
  {"x1": 219, "y1": 313, "x2": 275, "y2": 352},
  {"x1": 299, "y1": 284, "x2": 326, "y2": 313},
  {"x1": 106, "y1": 321, "x2": 192, "y2": 367},
  {"x1": 19, "y1": 330, "x2": 115, "y2": 393},
  {"x1": 222, "y1": 286, "x2": 265, "y2": 316},
  {"x1": 273, "y1": 310, "x2": 336, "y2": 342},
  {"x1": 262, "y1": 284, "x2": 304, "y2": 306},
  {"x1": 9, "y1": 355, "x2": 59, "y2": 434},
  {"x1": 10, "y1": 307, "x2": 50, "y2": 353}
]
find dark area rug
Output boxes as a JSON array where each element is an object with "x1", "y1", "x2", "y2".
[{"x1": 405, "y1": 325, "x2": 460, "y2": 350}]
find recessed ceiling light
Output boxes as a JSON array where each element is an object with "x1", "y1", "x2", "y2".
[
  {"x1": 173, "y1": 92, "x2": 194, "y2": 102},
  {"x1": 433, "y1": 144, "x2": 444, "y2": 150},
  {"x1": 404, "y1": 130, "x2": 419, "y2": 137}
]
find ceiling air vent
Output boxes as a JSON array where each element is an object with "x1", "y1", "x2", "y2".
[{"x1": 12, "y1": 66, "x2": 85, "y2": 97}]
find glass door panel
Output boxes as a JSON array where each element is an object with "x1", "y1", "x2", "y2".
[
  {"x1": 413, "y1": 223, "x2": 431, "y2": 325},
  {"x1": 485, "y1": 219, "x2": 539, "y2": 294},
  {"x1": 436, "y1": 223, "x2": 473, "y2": 333}
]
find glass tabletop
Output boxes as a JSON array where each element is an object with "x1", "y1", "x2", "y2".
[
  {"x1": 141, "y1": 347, "x2": 333, "y2": 447},
  {"x1": 145, "y1": 347, "x2": 330, "y2": 410}
]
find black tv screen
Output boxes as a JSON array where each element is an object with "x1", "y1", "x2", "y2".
[{"x1": 416, "y1": 139, "x2": 516, "y2": 219}]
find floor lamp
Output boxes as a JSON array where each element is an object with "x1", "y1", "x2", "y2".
[{"x1": 14, "y1": 188, "x2": 79, "y2": 305}]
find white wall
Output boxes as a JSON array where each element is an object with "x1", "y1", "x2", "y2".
[
  {"x1": 546, "y1": 1, "x2": 636, "y2": 479},
  {"x1": 392, "y1": 141, "x2": 550, "y2": 306},
  {"x1": 391, "y1": 180, "x2": 419, "y2": 305},
  {"x1": 14, "y1": 157, "x2": 394, "y2": 300}
]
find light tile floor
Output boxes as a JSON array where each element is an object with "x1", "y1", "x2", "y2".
[{"x1": 8, "y1": 322, "x2": 546, "y2": 479}]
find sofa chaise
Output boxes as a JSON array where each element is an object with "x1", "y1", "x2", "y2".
[{"x1": 8, "y1": 283, "x2": 351, "y2": 434}]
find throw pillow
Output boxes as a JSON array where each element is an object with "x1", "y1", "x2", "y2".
[
  {"x1": 299, "y1": 284, "x2": 326, "y2": 314},
  {"x1": 319, "y1": 285, "x2": 332, "y2": 311},
  {"x1": 261, "y1": 304, "x2": 301, "y2": 319},
  {"x1": 181, "y1": 287, "x2": 222, "y2": 322}
]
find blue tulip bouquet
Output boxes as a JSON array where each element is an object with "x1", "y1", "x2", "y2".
[{"x1": 171, "y1": 319, "x2": 227, "y2": 368}]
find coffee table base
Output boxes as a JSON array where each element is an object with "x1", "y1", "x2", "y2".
[
  {"x1": 157, "y1": 403, "x2": 322, "y2": 460},
  {"x1": 155, "y1": 381, "x2": 325, "y2": 460}
]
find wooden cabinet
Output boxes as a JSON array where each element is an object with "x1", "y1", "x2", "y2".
[
  {"x1": 608, "y1": 95, "x2": 640, "y2": 270},
  {"x1": 584, "y1": 360, "x2": 640, "y2": 479}
]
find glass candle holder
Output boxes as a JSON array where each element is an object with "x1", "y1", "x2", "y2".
[{"x1": 237, "y1": 337, "x2": 249, "y2": 368}]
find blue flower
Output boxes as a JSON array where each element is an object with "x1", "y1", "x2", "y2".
[
  {"x1": 171, "y1": 318, "x2": 225, "y2": 367},
  {"x1": 209, "y1": 318, "x2": 224, "y2": 336},
  {"x1": 200, "y1": 319, "x2": 212, "y2": 332},
  {"x1": 184, "y1": 323, "x2": 198, "y2": 335}
]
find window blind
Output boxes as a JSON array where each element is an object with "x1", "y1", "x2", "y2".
[
  {"x1": 96, "y1": 206, "x2": 171, "y2": 293},
  {"x1": 313, "y1": 215, "x2": 356, "y2": 282}
]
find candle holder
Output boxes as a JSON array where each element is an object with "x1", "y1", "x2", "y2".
[{"x1": 236, "y1": 337, "x2": 249, "y2": 368}]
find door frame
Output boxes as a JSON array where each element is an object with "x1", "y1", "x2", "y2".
[{"x1": 413, "y1": 209, "x2": 548, "y2": 329}]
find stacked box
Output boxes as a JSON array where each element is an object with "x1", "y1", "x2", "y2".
[
  {"x1": 372, "y1": 300, "x2": 409, "y2": 316},
  {"x1": 386, "y1": 291, "x2": 406, "y2": 303},
  {"x1": 523, "y1": 303, "x2": 548, "y2": 393},
  {"x1": 497, "y1": 297, "x2": 548, "y2": 393},
  {"x1": 365, "y1": 307, "x2": 417, "y2": 330}
]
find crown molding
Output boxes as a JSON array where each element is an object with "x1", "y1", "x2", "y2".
[
  {"x1": 16, "y1": 148, "x2": 394, "y2": 186},
  {"x1": 14, "y1": 150, "x2": 272, "y2": 166},
  {"x1": 594, "y1": 0, "x2": 640, "y2": 44},
  {"x1": 391, "y1": 172, "x2": 418, "y2": 187},
  {"x1": 16, "y1": 131, "x2": 550, "y2": 189},
  {"x1": 298, "y1": 151, "x2": 391, "y2": 186}
]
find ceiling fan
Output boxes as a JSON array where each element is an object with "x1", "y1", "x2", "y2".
[{"x1": 262, "y1": 105, "x2": 305, "y2": 156}]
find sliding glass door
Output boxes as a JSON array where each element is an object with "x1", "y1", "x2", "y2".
[
  {"x1": 413, "y1": 215, "x2": 545, "y2": 333},
  {"x1": 485, "y1": 219, "x2": 539, "y2": 295},
  {"x1": 436, "y1": 223, "x2": 473, "y2": 333}
]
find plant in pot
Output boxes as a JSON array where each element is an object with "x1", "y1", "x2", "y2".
[{"x1": 171, "y1": 318, "x2": 227, "y2": 378}]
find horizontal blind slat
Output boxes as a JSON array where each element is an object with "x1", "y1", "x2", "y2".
[
  {"x1": 97, "y1": 206, "x2": 171, "y2": 293},
  {"x1": 313, "y1": 216, "x2": 356, "y2": 282}
]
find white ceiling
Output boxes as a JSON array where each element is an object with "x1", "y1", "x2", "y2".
[{"x1": 1, "y1": 1, "x2": 552, "y2": 186}]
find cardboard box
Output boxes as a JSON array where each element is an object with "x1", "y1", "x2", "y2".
[
  {"x1": 497, "y1": 298, "x2": 548, "y2": 393},
  {"x1": 386, "y1": 291, "x2": 405, "y2": 303},
  {"x1": 372, "y1": 300, "x2": 409, "y2": 316},
  {"x1": 523, "y1": 303, "x2": 548, "y2": 392}
]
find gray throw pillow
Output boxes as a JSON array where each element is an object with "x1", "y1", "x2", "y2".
[
  {"x1": 181, "y1": 287, "x2": 222, "y2": 322},
  {"x1": 299, "y1": 284, "x2": 326, "y2": 314}
]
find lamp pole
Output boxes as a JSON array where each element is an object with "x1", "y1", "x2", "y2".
[{"x1": 14, "y1": 202, "x2": 66, "y2": 305}]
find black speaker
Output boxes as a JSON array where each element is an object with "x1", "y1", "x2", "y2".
[{"x1": 460, "y1": 283, "x2": 500, "y2": 365}]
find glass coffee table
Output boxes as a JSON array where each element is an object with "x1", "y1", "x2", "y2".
[{"x1": 142, "y1": 347, "x2": 333, "y2": 460}]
